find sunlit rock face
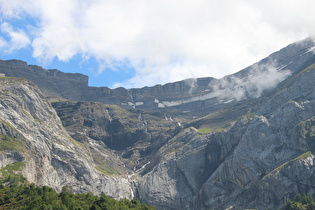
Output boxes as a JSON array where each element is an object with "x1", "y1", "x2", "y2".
[
  {"x1": 136, "y1": 67, "x2": 315, "y2": 210},
  {"x1": 0, "y1": 78, "x2": 133, "y2": 199},
  {"x1": 0, "y1": 37, "x2": 314, "y2": 209}
]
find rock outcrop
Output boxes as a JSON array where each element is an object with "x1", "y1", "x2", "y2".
[
  {"x1": 0, "y1": 77, "x2": 133, "y2": 199},
  {"x1": 0, "y1": 37, "x2": 314, "y2": 209},
  {"x1": 135, "y1": 65, "x2": 315, "y2": 209}
]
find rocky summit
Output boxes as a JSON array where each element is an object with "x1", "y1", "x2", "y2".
[{"x1": 0, "y1": 37, "x2": 314, "y2": 209}]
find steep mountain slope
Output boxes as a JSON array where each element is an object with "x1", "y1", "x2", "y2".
[
  {"x1": 51, "y1": 100, "x2": 181, "y2": 172},
  {"x1": 135, "y1": 64, "x2": 315, "y2": 209},
  {"x1": 198, "y1": 65, "x2": 315, "y2": 209},
  {"x1": 0, "y1": 37, "x2": 314, "y2": 209},
  {"x1": 0, "y1": 77, "x2": 132, "y2": 199}
]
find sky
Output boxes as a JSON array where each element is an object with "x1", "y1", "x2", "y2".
[{"x1": 0, "y1": 0, "x2": 315, "y2": 89}]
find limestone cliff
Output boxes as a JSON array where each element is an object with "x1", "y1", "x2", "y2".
[
  {"x1": 0, "y1": 37, "x2": 314, "y2": 210},
  {"x1": 0, "y1": 77, "x2": 133, "y2": 199},
  {"x1": 136, "y1": 65, "x2": 315, "y2": 209},
  {"x1": 51, "y1": 100, "x2": 181, "y2": 173}
]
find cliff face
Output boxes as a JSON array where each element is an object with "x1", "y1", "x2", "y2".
[
  {"x1": 0, "y1": 77, "x2": 132, "y2": 199},
  {"x1": 0, "y1": 60, "x2": 88, "y2": 99},
  {"x1": 51, "y1": 100, "x2": 181, "y2": 172},
  {"x1": 135, "y1": 66, "x2": 315, "y2": 209},
  {"x1": 0, "y1": 37, "x2": 314, "y2": 209}
]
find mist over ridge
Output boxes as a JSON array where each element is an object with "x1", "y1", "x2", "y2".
[{"x1": 0, "y1": 36, "x2": 314, "y2": 210}]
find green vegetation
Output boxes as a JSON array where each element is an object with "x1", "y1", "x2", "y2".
[
  {"x1": 198, "y1": 127, "x2": 212, "y2": 134},
  {"x1": 282, "y1": 193, "x2": 315, "y2": 210},
  {"x1": 197, "y1": 124, "x2": 232, "y2": 134},
  {"x1": 2, "y1": 162, "x2": 314, "y2": 210},
  {"x1": 129, "y1": 118, "x2": 139, "y2": 122},
  {"x1": 0, "y1": 183, "x2": 155, "y2": 210},
  {"x1": 213, "y1": 127, "x2": 225, "y2": 133},
  {"x1": 95, "y1": 166, "x2": 117, "y2": 176},
  {"x1": 263, "y1": 151, "x2": 312, "y2": 179},
  {"x1": 0, "y1": 161, "x2": 26, "y2": 188},
  {"x1": 0, "y1": 121, "x2": 27, "y2": 153},
  {"x1": 91, "y1": 150, "x2": 120, "y2": 175},
  {"x1": 0, "y1": 120, "x2": 15, "y2": 131},
  {"x1": 0, "y1": 161, "x2": 151, "y2": 209},
  {"x1": 0, "y1": 77, "x2": 27, "y2": 82},
  {"x1": 0, "y1": 134, "x2": 25, "y2": 152}
]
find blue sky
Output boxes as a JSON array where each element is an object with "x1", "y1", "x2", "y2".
[
  {"x1": 0, "y1": 49, "x2": 136, "y2": 87},
  {"x1": 1, "y1": 0, "x2": 315, "y2": 88}
]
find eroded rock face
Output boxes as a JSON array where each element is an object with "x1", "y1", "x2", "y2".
[
  {"x1": 137, "y1": 119, "x2": 250, "y2": 209},
  {"x1": 0, "y1": 37, "x2": 314, "y2": 210},
  {"x1": 50, "y1": 100, "x2": 181, "y2": 173},
  {"x1": 135, "y1": 68, "x2": 315, "y2": 209},
  {"x1": 0, "y1": 78, "x2": 132, "y2": 199}
]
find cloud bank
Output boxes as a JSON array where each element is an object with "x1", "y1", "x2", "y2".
[
  {"x1": 210, "y1": 61, "x2": 292, "y2": 101},
  {"x1": 155, "y1": 61, "x2": 291, "y2": 108},
  {"x1": 0, "y1": 0, "x2": 315, "y2": 88}
]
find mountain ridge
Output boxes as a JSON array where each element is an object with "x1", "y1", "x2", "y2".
[
  {"x1": 0, "y1": 37, "x2": 314, "y2": 209},
  {"x1": 0, "y1": 38, "x2": 314, "y2": 122}
]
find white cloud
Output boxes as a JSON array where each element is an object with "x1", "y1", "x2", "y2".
[
  {"x1": 0, "y1": 22, "x2": 30, "y2": 53},
  {"x1": 210, "y1": 61, "x2": 292, "y2": 101},
  {"x1": 0, "y1": 36, "x2": 6, "y2": 48},
  {"x1": 1, "y1": 0, "x2": 315, "y2": 88}
]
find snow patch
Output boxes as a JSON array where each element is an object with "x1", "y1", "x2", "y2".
[
  {"x1": 135, "y1": 102, "x2": 144, "y2": 106},
  {"x1": 223, "y1": 99, "x2": 235, "y2": 104},
  {"x1": 158, "y1": 103, "x2": 165, "y2": 108}
]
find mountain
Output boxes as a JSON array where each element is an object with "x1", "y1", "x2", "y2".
[
  {"x1": 1, "y1": 37, "x2": 314, "y2": 118},
  {"x1": 0, "y1": 37, "x2": 314, "y2": 209},
  {"x1": 143, "y1": 63, "x2": 314, "y2": 209},
  {"x1": 0, "y1": 77, "x2": 133, "y2": 198}
]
